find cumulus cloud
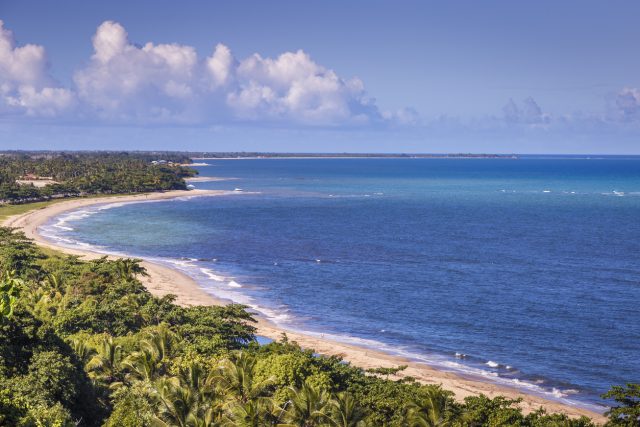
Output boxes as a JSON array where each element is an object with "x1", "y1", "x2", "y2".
[
  {"x1": 227, "y1": 50, "x2": 378, "y2": 124},
  {"x1": 70, "y1": 21, "x2": 383, "y2": 125},
  {"x1": 0, "y1": 20, "x2": 411, "y2": 127},
  {"x1": 612, "y1": 88, "x2": 640, "y2": 122},
  {"x1": 0, "y1": 20, "x2": 75, "y2": 116},
  {"x1": 502, "y1": 97, "x2": 549, "y2": 125},
  {"x1": 206, "y1": 43, "x2": 234, "y2": 89},
  {"x1": 73, "y1": 21, "x2": 200, "y2": 121}
]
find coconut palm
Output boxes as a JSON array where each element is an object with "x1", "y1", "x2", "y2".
[
  {"x1": 86, "y1": 335, "x2": 123, "y2": 385},
  {"x1": 45, "y1": 272, "x2": 64, "y2": 294},
  {"x1": 327, "y1": 392, "x2": 368, "y2": 427},
  {"x1": 67, "y1": 336, "x2": 97, "y2": 366},
  {"x1": 213, "y1": 352, "x2": 274, "y2": 404},
  {"x1": 153, "y1": 376, "x2": 200, "y2": 427},
  {"x1": 222, "y1": 397, "x2": 281, "y2": 427},
  {"x1": 123, "y1": 323, "x2": 178, "y2": 382},
  {"x1": 281, "y1": 380, "x2": 332, "y2": 427},
  {"x1": 151, "y1": 363, "x2": 224, "y2": 427},
  {"x1": 122, "y1": 348, "x2": 157, "y2": 382},
  {"x1": 114, "y1": 258, "x2": 149, "y2": 281},
  {"x1": 406, "y1": 388, "x2": 451, "y2": 427}
]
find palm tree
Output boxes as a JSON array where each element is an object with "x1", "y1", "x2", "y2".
[
  {"x1": 122, "y1": 348, "x2": 157, "y2": 382},
  {"x1": 406, "y1": 388, "x2": 451, "y2": 427},
  {"x1": 327, "y1": 392, "x2": 368, "y2": 427},
  {"x1": 45, "y1": 272, "x2": 64, "y2": 294},
  {"x1": 153, "y1": 376, "x2": 197, "y2": 427},
  {"x1": 86, "y1": 335, "x2": 123, "y2": 385},
  {"x1": 142, "y1": 323, "x2": 177, "y2": 363},
  {"x1": 68, "y1": 336, "x2": 97, "y2": 367},
  {"x1": 151, "y1": 363, "x2": 223, "y2": 427},
  {"x1": 123, "y1": 324, "x2": 178, "y2": 382},
  {"x1": 114, "y1": 258, "x2": 149, "y2": 281},
  {"x1": 213, "y1": 352, "x2": 274, "y2": 404},
  {"x1": 281, "y1": 380, "x2": 332, "y2": 427},
  {"x1": 222, "y1": 398, "x2": 280, "y2": 427}
]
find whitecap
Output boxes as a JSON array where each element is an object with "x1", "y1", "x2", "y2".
[
  {"x1": 486, "y1": 360, "x2": 499, "y2": 368},
  {"x1": 199, "y1": 268, "x2": 225, "y2": 282}
]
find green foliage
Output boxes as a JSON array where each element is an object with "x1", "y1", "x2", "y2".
[
  {"x1": 366, "y1": 364, "x2": 408, "y2": 379},
  {"x1": 0, "y1": 151, "x2": 196, "y2": 204},
  {"x1": 172, "y1": 304, "x2": 257, "y2": 354},
  {"x1": 457, "y1": 394, "x2": 525, "y2": 426},
  {"x1": 104, "y1": 382, "x2": 155, "y2": 427},
  {"x1": 602, "y1": 384, "x2": 640, "y2": 426},
  {"x1": 0, "y1": 228, "x2": 41, "y2": 277},
  {"x1": 0, "y1": 270, "x2": 21, "y2": 318}
]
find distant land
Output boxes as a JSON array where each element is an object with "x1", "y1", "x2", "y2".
[
  {"x1": 190, "y1": 152, "x2": 518, "y2": 159},
  {"x1": 0, "y1": 151, "x2": 515, "y2": 159}
]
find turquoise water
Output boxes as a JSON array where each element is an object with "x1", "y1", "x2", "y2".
[{"x1": 41, "y1": 157, "x2": 640, "y2": 409}]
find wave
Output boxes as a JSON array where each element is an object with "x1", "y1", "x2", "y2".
[
  {"x1": 228, "y1": 280, "x2": 242, "y2": 288},
  {"x1": 281, "y1": 327, "x2": 604, "y2": 412},
  {"x1": 327, "y1": 193, "x2": 384, "y2": 198},
  {"x1": 497, "y1": 188, "x2": 639, "y2": 198}
]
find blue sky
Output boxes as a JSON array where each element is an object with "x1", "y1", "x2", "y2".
[{"x1": 1, "y1": 0, "x2": 640, "y2": 153}]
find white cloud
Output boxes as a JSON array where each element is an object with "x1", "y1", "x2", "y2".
[
  {"x1": 226, "y1": 50, "x2": 376, "y2": 125},
  {"x1": 206, "y1": 43, "x2": 234, "y2": 88},
  {"x1": 613, "y1": 87, "x2": 640, "y2": 122},
  {"x1": 1, "y1": 20, "x2": 402, "y2": 127},
  {"x1": 73, "y1": 21, "x2": 199, "y2": 121},
  {"x1": 70, "y1": 21, "x2": 382, "y2": 125},
  {"x1": 502, "y1": 97, "x2": 549, "y2": 125},
  {"x1": 0, "y1": 20, "x2": 75, "y2": 117}
]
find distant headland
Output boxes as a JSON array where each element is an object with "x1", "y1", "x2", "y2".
[{"x1": 190, "y1": 152, "x2": 518, "y2": 159}]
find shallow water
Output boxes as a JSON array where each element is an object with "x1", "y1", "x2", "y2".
[{"x1": 41, "y1": 157, "x2": 640, "y2": 408}]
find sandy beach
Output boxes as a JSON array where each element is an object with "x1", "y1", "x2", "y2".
[{"x1": 1, "y1": 190, "x2": 607, "y2": 423}]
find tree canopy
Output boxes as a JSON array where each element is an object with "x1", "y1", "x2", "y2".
[{"x1": 0, "y1": 151, "x2": 196, "y2": 204}]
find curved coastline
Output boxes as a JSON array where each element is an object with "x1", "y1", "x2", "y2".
[{"x1": 1, "y1": 191, "x2": 607, "y2": 423}]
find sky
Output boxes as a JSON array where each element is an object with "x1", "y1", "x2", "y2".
[{"x1": 1, "y1": 0, "x2": 640, "y2": 153}]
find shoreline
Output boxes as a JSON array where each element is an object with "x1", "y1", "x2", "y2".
[{"x1": 1, "y1": 191, "x2": 607, "y2": 423}]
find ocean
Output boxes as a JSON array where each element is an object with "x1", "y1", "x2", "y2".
[{"x1": 40, "y1": 157, "x2": 640, "y2": 409}]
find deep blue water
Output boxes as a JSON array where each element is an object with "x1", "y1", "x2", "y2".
[{"x1": 42, "y1": 158, "x2": 640, "y2": 408}]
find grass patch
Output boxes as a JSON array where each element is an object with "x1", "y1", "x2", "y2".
[
  {"x1": 0, "y1": 193, "x2": 150, "y2": 223},
  {"x1": 0, "y1": 199, "x2": 62, "y2": 222}
]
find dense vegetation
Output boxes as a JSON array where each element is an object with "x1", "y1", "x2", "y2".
[
  {"x1": 1, "y1": 227, "x2": 638, "y2": 426},
  {"x1": 0, "y1": 152, "x2": 196, "y2": 204},
  {"x1": 187, "y1": 152, "x2": 515, "y2": 159}
]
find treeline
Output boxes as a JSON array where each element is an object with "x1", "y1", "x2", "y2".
[
  {"x1": 0, "y1": 228, "x2": 638, "y2": 426},
  {"x1": 189, "y1": 152, "x2": 516, "y2": 159},
  {"x1": 0, "y1": 152, "x2": 196, "y2": 204}
]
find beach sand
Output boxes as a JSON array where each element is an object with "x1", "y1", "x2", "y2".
[{"x1": 2, "y1": 190, "x2": 607, "y2": 423}]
